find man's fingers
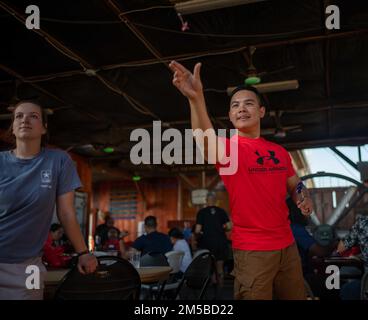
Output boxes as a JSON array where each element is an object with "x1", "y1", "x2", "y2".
[
  {"x1": 193, "y1": 62, "x2": 201, "y2": 79},
  {"x1": 170, "y1": 60, "x2": 188, "y2": 74},
  {"x1": 173, "y1": 77, "x2": 181, "y2": 87}
]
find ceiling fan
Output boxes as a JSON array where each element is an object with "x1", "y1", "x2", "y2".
[{"x1": 227, "y1": 46, "x2": 299, "y2": 95}]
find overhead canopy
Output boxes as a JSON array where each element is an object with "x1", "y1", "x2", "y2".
[{"x1": 0, "y1": 0, "x2": 368, "y2": 173}]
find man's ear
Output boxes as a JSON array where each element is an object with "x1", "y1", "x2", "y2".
[{"x1": 260, "y1": 106, "x2": 266, "y2": 118}]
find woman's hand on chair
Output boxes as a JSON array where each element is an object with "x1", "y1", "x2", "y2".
[{"x1": 78, "y1": 253, "x2": 98, "y2": 275}]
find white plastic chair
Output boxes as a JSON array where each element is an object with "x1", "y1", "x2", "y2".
[
  {"x1": 149, "y1": 251, "x2": 186, "y2": 297},
  {"x1": 165, "y1": 251, "x2": 185, "y2": 274}
]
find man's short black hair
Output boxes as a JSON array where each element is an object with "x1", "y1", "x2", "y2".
[
  {"x1": 229, "y1": 85, "x2": 265, "y2": 107},
  {"x1": 144, "y1": 215, "x2": 157, "y2": 228},
  {"x1": 168, "y1": 227, "x2": 184, "y2": 239}
]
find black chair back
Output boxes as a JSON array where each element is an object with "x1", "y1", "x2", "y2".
[
  {"x1": 140, "y1": 252, "x2": 169, "y2": 267},
  {"x1": 361, "y1": 271, "x2": 368, "y2": 300},
  {"x1": 174, "y1": 251, "x2": 216, "y2": 300},
  {"x1": 54, "y1": 256, "x2": 141, "y2": 300}
]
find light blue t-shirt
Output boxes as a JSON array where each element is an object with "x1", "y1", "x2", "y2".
[
  {"x1": 173, "y1": 239, "x2": 192, "y2": 273},
  {"x1": 0, "y1": 148, "x2": 81, "y2": 263}
]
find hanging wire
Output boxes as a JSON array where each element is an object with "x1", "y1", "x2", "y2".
[
  {"x1": 100, "y1": 45, "x2": 248, "y2": 70},
  {"x1": 131, "y1": 23, "x2": 322, "y2": 39},
  {"x1": 39, "y1": 15, "x2": 323, "y2": 39}
]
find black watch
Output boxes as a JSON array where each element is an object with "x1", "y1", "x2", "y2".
[{"x1": 77, "y1": 250, "x2": 91, "y2": 258}]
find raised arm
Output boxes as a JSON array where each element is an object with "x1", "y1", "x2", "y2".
[{"x1": 169, "y1": 61, "x2": 224, "y2": 163}]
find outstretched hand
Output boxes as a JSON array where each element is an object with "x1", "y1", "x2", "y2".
[{"x1": 169, "y1": 61, "x2": 203, "y2": 100}]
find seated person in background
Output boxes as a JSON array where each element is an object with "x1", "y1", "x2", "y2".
[
  {"x1": 131, "y1": 216, "x2": 172, "y2": 255},
  {"x1": 288, "y1": 197, "x2": 336, "y2": 275},
  {"x1": 337, "y1": 216, "x2": 368, "y2": 270},
  {"x1": 337, "y1": 214, "x2": 368, "y2": 300},
  {"x1": 43, "y1": 223, "x2": 71, "y2": 268},
  {"x1": 102, "y1": 228, "x2": 126, "y2": 257},
  {"x1": 168, "y1": 228, "x2": 192, "y2": 277},
  {"x1": 182, "y1": 221, "x2": 192, "y2": 243},
  {"x1": 94, "y1": 214, "x2": 121, "y2": 249},
  {"x1": 288, "y1": 197, "x2": 339, "y2": 299}
]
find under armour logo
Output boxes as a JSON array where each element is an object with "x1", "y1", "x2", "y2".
[{"x1": 255, "y1": 150, "x2": 280, "y2": 165}]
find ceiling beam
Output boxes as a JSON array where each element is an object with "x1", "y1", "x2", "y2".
[
  {"x1": 0, "y1": 64, "x2": 101, "y2": 122},
  {"x1": 329, "y1": 146, "x2": 359, "y2": 170},
  {"x1": 172, "y1": 0, "x2": 268, "y2": 15},
  {"x1": 0, "y1": 1, "x2": 159, "y2": 120},
  {"x1": 112, "y1": 99, "x2": 368, "y2": 130},
  {"x1": 104, "y1": 0, "x2": 171, "y2": 71},
  {"x1": 284, "y1": 137, "x2": 368, "y2": 151},
  {"x1": 3, "y1": 28, "x2": 368, "y2": 85}
]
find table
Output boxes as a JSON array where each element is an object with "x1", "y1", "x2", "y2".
[
  {"x1": 45, "y1": 266, "x2": 172, "y2": 285},
  {"x1": 137, "y1": 266, "x2": 172, "y2": 283},
  {"x1": 45, "y1": 268, "x2": 69, "y2": 285},
  {"x1": 44, "y1": 268, "x2": 69, "y2": 299}
]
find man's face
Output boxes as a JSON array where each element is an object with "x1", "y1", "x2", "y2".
[
  {"x1": 106, "y1": 218, "x2": 114, "y2": 228},
  {"x1": 228, "y1": 90, "x2": 265, "y2": 132},
  {"x1": 52, "y1": 228, "x2": 64, "y2": 241},
  {"x1": 207, "y1": 196, "x2": 215, "y2": 206}
]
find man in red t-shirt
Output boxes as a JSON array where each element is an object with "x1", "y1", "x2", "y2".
[{"x1": 170, "y1": 61, "x2": 314, "y2": 300}]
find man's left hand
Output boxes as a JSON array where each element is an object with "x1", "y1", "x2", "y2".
[{"x1": 297, "y1": 197, "x2": 313, "y2": 216}]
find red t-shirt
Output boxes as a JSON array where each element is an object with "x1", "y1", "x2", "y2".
[
  {"x1": 216, "y1": 135, "x2": 296, "y2": 251},
  {"x1": 103, "y1": 239, "x2": 121, "y2": 252},
  {"x1": 42, "y1": 233, "x2": 71, "y2": 268}
]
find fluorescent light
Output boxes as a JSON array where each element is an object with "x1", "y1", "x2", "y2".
[{"x1": 173, "y1": 0, "x2": 267, "y2": 15}]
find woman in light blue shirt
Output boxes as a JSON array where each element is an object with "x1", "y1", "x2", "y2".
[{"x1": 0, "y1": 100, "x2": 97, "y2": 299}]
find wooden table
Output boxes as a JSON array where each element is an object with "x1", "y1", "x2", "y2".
[
  {"x1": 45, "y1": 269, "x2": 69, "y2": 285},
  {"x1": 44, "y1": 268, "x2": 69, "y2": 299}
]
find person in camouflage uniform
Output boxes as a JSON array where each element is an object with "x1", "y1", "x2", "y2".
[
  {"x1": 338, "y1": 215, "x2": 368, "y2": 270},
  {"x1": 337, "y1": 181, "x2": 368, "y2": 300}
]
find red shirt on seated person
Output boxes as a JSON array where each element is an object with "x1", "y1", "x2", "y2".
[
  {"x1": 102, "y1": 228, "x2": 128, "y2": 257},
  {"x1": 42, "y1": 223, "x2": 71, "y2": 268}
]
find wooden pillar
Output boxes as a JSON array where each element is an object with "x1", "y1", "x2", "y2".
[
  {"x1": 201, "y1": 170, "x2": 206, "y2": 188},
  {"x1": 177, "y1": 177, "x2": 183, "y2": 220}
]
